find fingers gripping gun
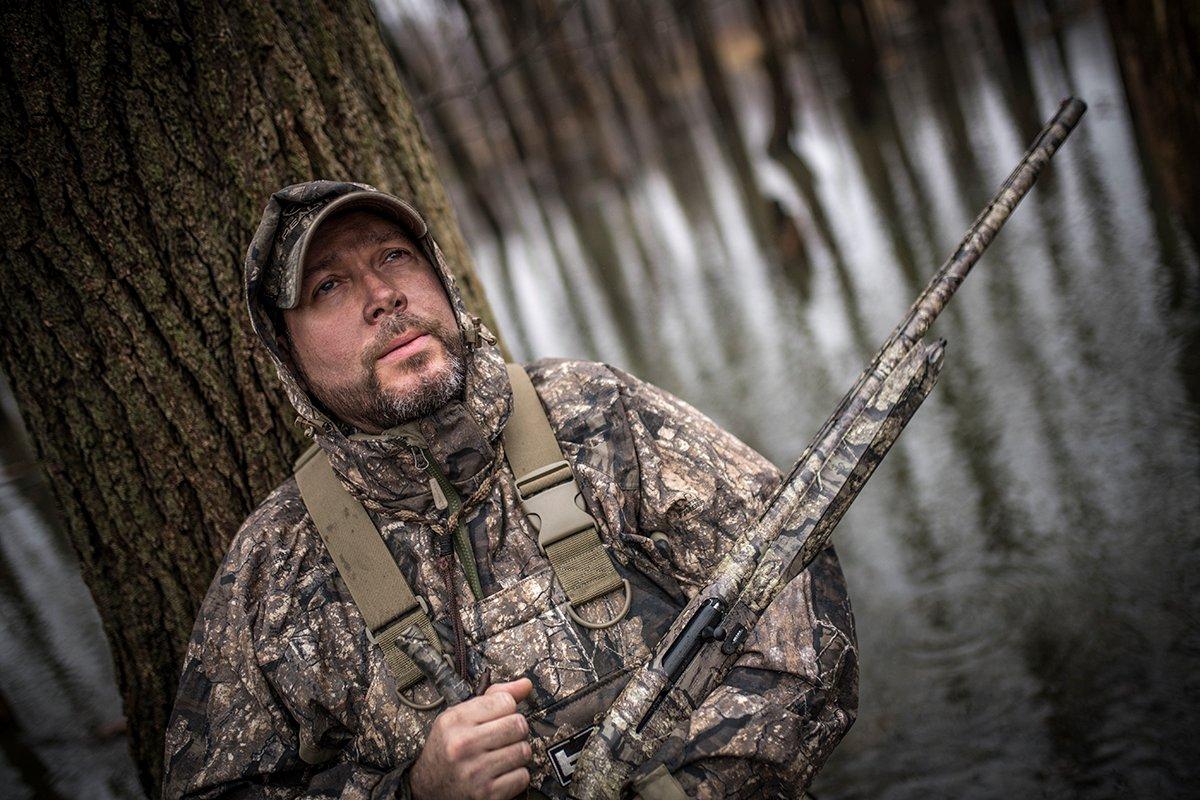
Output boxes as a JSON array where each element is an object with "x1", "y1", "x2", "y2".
[{"x1": 568, "y1": 97, "x2": 1088, "y2": 799}]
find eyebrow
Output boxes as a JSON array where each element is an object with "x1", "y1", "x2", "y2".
[{"x1": 303, "y1": 228, "x2": 412, "y2": 286}]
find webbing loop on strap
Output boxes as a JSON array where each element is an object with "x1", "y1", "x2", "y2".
[
  {"x1": 369, "y1": 603, "x2": 446, "y2": 710},
  {"x1": 503, "y1": 364, "x2": 630, "y2": 630},
  {"x1": 293, "y1": 444, "x2": 444, "y2": 699},
  {"x1": 365, "y1": 596, "x2": 431, "y2": 646}
]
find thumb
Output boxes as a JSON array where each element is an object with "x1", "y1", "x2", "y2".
[{"x1": 484, "y1": 677, "x2": 533, "y2": 702}]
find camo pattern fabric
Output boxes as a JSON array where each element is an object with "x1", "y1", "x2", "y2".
[{"x1": 162, "y1": 182, "x2": 858, "y2": 799}]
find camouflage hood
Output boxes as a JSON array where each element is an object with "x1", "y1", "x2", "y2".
[{"x1": 244, "y1": 181, "x2": 513, "y2": 514}]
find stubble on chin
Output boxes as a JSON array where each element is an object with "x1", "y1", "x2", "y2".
[
  {"x1": 291, "y1": 315, "x2": 467, "y2": 432},
  {"x1": 366, "y1": 339, "x2": 466, "y2": 428}
]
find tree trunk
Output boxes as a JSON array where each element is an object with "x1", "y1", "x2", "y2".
[
  {"x1": 1102, "y1": 0, "x2": 1200, "y2": 246},
  {"x1": 0, "y1": 1, "x2": 501, "y2": 793}
]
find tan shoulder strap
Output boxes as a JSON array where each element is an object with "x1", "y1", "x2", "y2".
[
  {"x1": 294, "y1": 445, "x2": 442, "y2": 699},
  {"x1": 503, "y1": 364, "x2": 630, "y2": 629}
]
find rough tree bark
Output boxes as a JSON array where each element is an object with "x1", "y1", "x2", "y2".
[{"x1": 0, "y1": 1, "x2": 501, "y2": 793}]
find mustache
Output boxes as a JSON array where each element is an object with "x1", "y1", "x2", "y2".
[{"x1": 365, "y1": 312, "x2": 453, "y2": 365}]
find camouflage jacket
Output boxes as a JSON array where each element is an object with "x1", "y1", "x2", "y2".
[{"x1": 163, "y1": 183, "x2": 857, "y2": 800}]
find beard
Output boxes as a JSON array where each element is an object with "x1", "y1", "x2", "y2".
[{"x1": 293, "y1": 311, "x2": 467, "y2": 432}]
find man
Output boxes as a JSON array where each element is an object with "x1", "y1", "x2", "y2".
[{"x1": 163, "y1": 181, "x2": 858, "y2": 799}]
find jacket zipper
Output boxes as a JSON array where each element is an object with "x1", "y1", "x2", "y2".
[{"x1": 414, "y1": 446, "x2": 484, "y2": 601}]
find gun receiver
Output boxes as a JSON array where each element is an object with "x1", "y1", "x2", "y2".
[
  {"x1": 569, "y1": 97, "x2": 1087, "y2": 799},
  {"x1": 636, "y1": 597, "x2": 727, "y2": 733}
]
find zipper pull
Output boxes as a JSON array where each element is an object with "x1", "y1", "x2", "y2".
[
  {"x1": 412, "y1": 446, "x2": 448, "y2": 511},
  {"x1": 429, "y1": 476, "x2": 449, "y2": 511}
]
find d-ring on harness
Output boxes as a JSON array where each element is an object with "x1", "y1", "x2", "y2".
[{"x1": 503, "y1": 364, "x2": 631, "y2": 630}]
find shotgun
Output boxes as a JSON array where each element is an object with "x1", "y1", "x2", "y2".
[{"x1": 569, "y1": 96, "x2": 1088, "y2": 799}]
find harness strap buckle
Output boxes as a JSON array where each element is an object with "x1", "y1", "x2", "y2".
[
  {"x1": 520, "y1": 475, "x2": 596, "y2": 553},
  {"x1": 517, "y1": 461, "x2": 630, "y2": 630}
]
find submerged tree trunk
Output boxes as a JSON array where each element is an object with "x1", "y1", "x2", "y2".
[
  {"x1": 1103, "y1": 0, "x2": 1200, "y2": 246},
  {"x1": 0, "y1": 1, "x2": 499, "y2": 793}
]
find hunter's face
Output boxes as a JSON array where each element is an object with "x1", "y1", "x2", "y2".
[{"x1": 281, "y1": 209, "x2": 465, "y2": 433}]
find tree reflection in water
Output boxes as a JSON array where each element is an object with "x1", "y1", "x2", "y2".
[{"x1": 382, "y1": 0, "x2": 1200, "y2": 796}]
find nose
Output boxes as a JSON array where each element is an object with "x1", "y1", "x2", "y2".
[{"x1": 362, "y1": 269, "x2": 405, "y2": 323}]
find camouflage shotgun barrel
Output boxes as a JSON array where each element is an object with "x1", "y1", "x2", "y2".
[{"x1": 569, "y1": 96, "x2": 1088, "y2": 799}]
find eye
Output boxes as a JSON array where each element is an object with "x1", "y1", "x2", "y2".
[
  {"x1": 313, "y1": 277, "x2": 338, "y2": 298},
  {"x1": 383, "y1": 247, "x2": 412, "y2": 264}
]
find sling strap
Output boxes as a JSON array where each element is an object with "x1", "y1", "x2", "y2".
[
  {"x1": 503, "y1": 364, "x2": 630, "y2": 629},
  {"x1": 294, "y1": 444, "x2": 442, "y2": 701}
]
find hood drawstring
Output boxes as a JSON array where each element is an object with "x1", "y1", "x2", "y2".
[
  {"x1": 437, "y1": 534, "x2": 470, "y2": 679},
  {"x1": 417, "y1": 445, "x2": 507, "y2": 681}
]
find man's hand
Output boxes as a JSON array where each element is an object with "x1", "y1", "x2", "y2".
[{"x1": 408, "y1": 678, "x2": 534, "y2": 800}]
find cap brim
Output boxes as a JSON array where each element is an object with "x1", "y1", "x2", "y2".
[{"x1": 279, "y1": 191, "x2": 429, "y2": 309}]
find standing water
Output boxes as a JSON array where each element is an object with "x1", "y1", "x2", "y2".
[
  {"x1": 380, "y1": 0, "x2": 1200, "y2": 797},
  {"x1": 0, "y1": 374, "x2": 142, "y2": 797}
]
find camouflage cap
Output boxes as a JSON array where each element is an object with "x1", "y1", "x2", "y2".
[{"x1": 248, "y1": 180, "x2": 429, "y2": 310}]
